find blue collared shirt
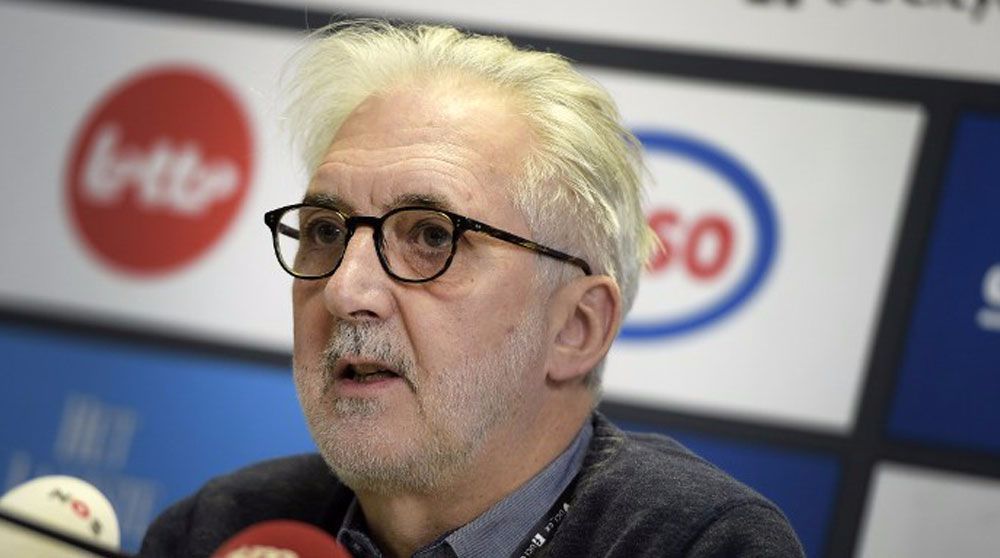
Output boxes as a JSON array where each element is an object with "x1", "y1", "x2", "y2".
[{"x1": 337, "y1": 421, "x2": 594, "y2": 558}]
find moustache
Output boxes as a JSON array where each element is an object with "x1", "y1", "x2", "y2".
[{"x1": 320, "y1": 322, "x2": 418, "y2": 389}]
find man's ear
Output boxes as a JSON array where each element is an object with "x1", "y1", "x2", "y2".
[{"x1": 546, "y1": 275, "x2": 622, "y2": 384}]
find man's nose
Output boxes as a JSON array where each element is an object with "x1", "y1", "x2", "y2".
[{"x1": 322, "y1": 227, "x2": 394, "y2": 322}]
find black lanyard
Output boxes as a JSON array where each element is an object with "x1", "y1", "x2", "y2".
[{"x1": 509, "y1": 475, "x2": 580, "y2": 558}]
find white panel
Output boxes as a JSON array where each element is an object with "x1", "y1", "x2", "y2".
[
  {"x1": 245, "y1": 0, "x2": 1000, "y2": 84},
  {"x1": 0, "y1": 2, "x2": 302, "y2": 351},
  {"x1": 592, "y1": 68, "x2": 923, "y2": 431},
  {"x1": 858, "y1": 462, "x2": 1000, "y2": 558},
  {"x1": 0, "y1": 3, "x2": 923, "y2": 433}
]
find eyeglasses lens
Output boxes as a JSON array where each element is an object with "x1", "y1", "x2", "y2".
[{"x1": 275, "y1": 207, "x2": 456, "y2": 280}]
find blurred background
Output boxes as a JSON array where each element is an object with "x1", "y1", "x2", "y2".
[{"x1": 1, "y1": 0, "x2": 998, "y2": 555}]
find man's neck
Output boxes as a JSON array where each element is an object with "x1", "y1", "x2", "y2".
[{"x1": 354, "y1": 399, "x2": 591, "y2": 558}]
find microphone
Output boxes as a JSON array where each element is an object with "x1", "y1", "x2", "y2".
[
  {"x1": 211, "y1": 520, "x2": 353, "y2": 558},
  {"x1": 0, "y1": 474, "x2": 126, "y2": 557}
]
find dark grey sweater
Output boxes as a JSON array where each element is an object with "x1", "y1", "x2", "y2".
[{"x1": 140, "y1": 414, "x2": 804, "y2": 557}]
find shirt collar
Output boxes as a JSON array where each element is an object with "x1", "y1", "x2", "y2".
[{"x1": 336, "y1": 420, "x2": 594, "y2": 558}]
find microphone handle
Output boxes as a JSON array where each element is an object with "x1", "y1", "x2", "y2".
[{"x1": 0, "y1": 508, "x2": 133, "y2": 558}]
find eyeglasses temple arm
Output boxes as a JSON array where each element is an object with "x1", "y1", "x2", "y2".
[
  {"x1": 463, "y1": 220, "x2": 592, "y2": 276},
  {"x1": 276, "y1": 222, "x2": 300, "y2": 240}
]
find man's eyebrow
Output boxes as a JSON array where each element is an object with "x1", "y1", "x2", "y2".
[
  {"x1": 300, "y1": 191, "x2": 456, "y2": 215},
  {"x1": 302, "y1": 192, "x2": 354, "y2": 213}
]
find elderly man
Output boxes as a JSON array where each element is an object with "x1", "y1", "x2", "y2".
[{"x1": 141, "y1": 21, "x2": 804, "y2": 558}]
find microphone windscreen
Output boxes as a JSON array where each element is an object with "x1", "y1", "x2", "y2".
[
  {"x1": 211, "y1": 519, "x2": 353, "y2": 558},
  {"x1": 0, "y1": 475, "x2": 121, "y2": 557}
]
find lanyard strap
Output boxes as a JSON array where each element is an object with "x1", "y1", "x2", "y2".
[{"x1": 509, "y1": 475, "x2": 580, "y2": 558}]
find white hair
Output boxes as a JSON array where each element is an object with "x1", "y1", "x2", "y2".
[{"x1": 283, "y1": 20, "x2": 656, "y2": 387}]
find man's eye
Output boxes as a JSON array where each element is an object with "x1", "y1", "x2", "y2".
[
  {"x1": 413, "y1": 223, "x2": 452, "y2": 249},
  {"x1": 304, "y1": 219, "x2": 343, "y2": 246}
]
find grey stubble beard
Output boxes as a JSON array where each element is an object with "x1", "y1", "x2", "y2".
[{"x1": 295, "y1": 314, "x2": 543, "y2": 495}]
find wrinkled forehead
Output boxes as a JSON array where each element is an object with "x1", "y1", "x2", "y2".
[{"x1": 331, "y1": 82, "x2": 532, "y2": 171}]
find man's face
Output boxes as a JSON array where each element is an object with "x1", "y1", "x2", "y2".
[{"x1": 292, "y1": 83, "x2": 549, "y2": 494}]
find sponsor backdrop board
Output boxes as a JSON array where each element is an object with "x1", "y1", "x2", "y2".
[
  {"x1": 1, "y1": 1, "x2": 999, "y2": 556},
  {"x1": 888, "y1": 113, "x2": 1000, "y2": 455},
  {"x1": 0, "y1": 323, "x2": 315, "y2": 551},
  {"x1": 0, "y1": 2, "x2": 299, "y2": 352},
  {"x1": 593, "y1": 68, "x2": 922, "y2": 431},
  {"x1": 0, "y1": 2, "x2": 925, "y2": 433},
  {"x1": 857, "y1": 463, "x2": 1000, "y2": 558},
  {"x1": 241, "y1": 0, "x2": 1000, "y2": 84}
]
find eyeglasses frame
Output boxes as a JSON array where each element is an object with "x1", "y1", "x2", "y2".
[{"x1": 264, "y1": 203, "x2": 593, "y2": 283}]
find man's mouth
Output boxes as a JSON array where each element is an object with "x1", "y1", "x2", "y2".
[{"x1": 338, "y1": 362, "x2": 403, "y2": 384}]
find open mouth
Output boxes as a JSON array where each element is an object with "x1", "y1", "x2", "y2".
[{"x1": 339, "y1": 362, "x2": 402, "y2": 384}]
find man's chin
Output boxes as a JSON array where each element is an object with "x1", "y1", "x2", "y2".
[
  {"x1": 317, "y1": 438, "x2": 443, "y2": 495},
  {"x1": 330, "y1": 395, "x2": 387, "y2": 419},
  {"x1": 310, "y1": 422, "x2": 477, "y2": 495}
]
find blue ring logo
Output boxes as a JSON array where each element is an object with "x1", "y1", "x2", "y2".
[{"x1": 620, "y1": 130, "x2": 780, "y2": 341}]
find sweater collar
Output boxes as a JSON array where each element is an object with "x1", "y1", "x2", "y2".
[{"x1": 334, "y1": 419, "x2": 595, "y2": 558}]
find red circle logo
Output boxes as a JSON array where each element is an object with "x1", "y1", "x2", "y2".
[{"x1": 66, "y1": 66, "x2": 253, "y2": 276}]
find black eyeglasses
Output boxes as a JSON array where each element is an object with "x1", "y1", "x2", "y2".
[{"x1": 264, "y1": 203, "x2": 592, "y2": 283}]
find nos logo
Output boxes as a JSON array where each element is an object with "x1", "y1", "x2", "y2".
[
  {"x1": 65, "y1": 65, "x2": 253, "y2": 276},
  {"x1": 621, "y1": 131, "x2": 779, "y2": 340}
]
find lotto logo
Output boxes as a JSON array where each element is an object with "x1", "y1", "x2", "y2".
[
  {"x1": 622, "y1": 131, "x2": 779, "y2": 340},
  {"x1": 65, "y1": 66, "x2": 253, "y2": 275}
]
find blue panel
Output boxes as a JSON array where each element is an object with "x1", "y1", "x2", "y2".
[
  {"x1": 0, "y1": 324, "x2": 315, "y2": 551},
  {"x1": 888, "y1": 113, "x2": 1000, "y2": 454},
  {"x1": 616, "y1": 420, "x2": 839, "y2": 558}
]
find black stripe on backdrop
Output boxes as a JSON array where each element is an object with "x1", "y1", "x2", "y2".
[{"x1": 6, "y1": 1, "x2": 1000, "y2": 557}]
